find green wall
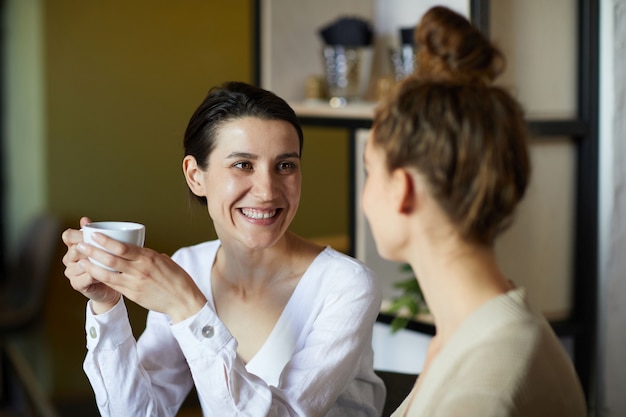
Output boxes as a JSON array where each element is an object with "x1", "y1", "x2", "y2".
[
  {"x1": 46, "y1": 1, "x2": 253, "y2": 252},
  {"x1": 34, "y1": 0, "x2": 349, "y2": 402}
]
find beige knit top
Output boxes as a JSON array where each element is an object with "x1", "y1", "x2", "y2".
[{"x1": 391, "y1": 288, "x2": 587, "y2": 417}]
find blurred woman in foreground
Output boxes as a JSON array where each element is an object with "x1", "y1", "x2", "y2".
[{"x1": 362, "y1": 6, "x2": 587, "y2": 416}]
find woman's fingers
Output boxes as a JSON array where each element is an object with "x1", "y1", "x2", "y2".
[
  {"x1": 67, "y1": 269, "x2": 98, "y2": 292},
  {"x1": 61, "y1": 217, "x2": 92, "y2": 248},
  {"x1": 61, "y1": 228, "x2": 84, "y2": 248},
  {"x1": 62, "y1": 240, "x2": 88, "y2": 267},
  {"x1": 61, "y1": 217, "x2": 122, "y2": 309},
  {"x1": 78, "y1": 244, "x2": 204, "y2": 320},
  {"x1": 72, "y1": 230, "x2": 206, "y2": 320},
  {"x1": 64, "y1": 259, "x2": 120, "y2": 304},
  {"x1": 75, "y1": 247, "x2": 141, "y2": 301},
  {"x1": 78, "y1": 232, "x2": 141, "y2": 271},
  {"x1": 87, "y1": 232, "x2": 139, "y2": 259}
]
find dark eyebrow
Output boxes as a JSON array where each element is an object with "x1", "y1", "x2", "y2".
[
  {"x1": 225, "y1": 152, "x2": 300, "y2": 160},
  {"x1": 225, "y1": 152, "x2": 257, "y2": 160},
  {"x1": 278, "y1": 152, "x2": 301, "y2": 160}
]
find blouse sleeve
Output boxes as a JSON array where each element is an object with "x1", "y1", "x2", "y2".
[
  {"x1": 169, "y1": 260, "x2": 383, "y2": 417},
  {"x1": 83, "y1": 297, "x2": 194, "y2": 417}
]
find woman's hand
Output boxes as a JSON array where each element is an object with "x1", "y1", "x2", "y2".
[
  {"x1": 61, "y1": 217, "x2": 121, "y2": 314},
  {"x1": 74, "y1": 230, "x2": 207, "y2": 323}
]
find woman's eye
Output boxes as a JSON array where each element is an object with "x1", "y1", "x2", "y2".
[
  {"x1": 277, "y1": 161, "x2": 297, "y2": 171},
  {"x1": 233, "y1": 161, "x2": 253, "y2": 170}
]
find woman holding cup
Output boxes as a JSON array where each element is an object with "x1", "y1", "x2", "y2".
[{"x1": 61, "y1": 81, "x2": 385, "y2": 416}]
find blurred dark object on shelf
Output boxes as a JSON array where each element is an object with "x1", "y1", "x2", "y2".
[{"x1": 318, "y1": 16, "x2": 373, "y2": 47}]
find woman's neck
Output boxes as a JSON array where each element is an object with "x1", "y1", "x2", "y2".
[
  {"x1": 408, "y1": 237, "x2": 513, "y2": 344},
  {"x1": 214, "y1": 232, "x2": 320, "y2": 297}
]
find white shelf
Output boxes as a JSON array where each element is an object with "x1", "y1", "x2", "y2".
[{"x1": 291, "y1": 100, "x2": 376, "y2": 120}]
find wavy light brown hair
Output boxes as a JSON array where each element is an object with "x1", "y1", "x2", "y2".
[
  {"x1": 372, "y1": 7, "x2": 530, "y2": 246},
  {"x1": 414, "y1": 6, "x2": 505, "y2": 84}
]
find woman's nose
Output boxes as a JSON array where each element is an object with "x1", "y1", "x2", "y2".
[{"x1": 251, "y1": 171, "x2": 279, "y2": 201}]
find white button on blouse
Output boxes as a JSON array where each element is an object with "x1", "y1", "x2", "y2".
[{"x1": 201, "y1": 325, "x2": 214, "y2": 338}]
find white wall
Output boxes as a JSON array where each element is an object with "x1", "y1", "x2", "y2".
[
  {"x1": 3, "y1": 0, "x2": 46, "y2": 256},
  {"x1": 597, "y1": 1, "x2": 626, "y2": 416}
]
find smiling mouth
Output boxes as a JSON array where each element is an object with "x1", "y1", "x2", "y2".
[{"x1": 240, "y1": 208, "x2": 281, "y2": 219}]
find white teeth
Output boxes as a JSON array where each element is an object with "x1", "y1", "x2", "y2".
[{"x1": 241, "y1": 208, "x2": 277, "y2": 219}]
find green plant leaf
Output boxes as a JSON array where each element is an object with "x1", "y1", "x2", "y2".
[
  {"x1": 385, "y1": 264, "x2": 429, "y2": 332},
  {"x1": 390, "y1": 316, "x2": 410, "y2": 333},
  {"x1": 387, "y1": 295, "x2": 419, "y2": 315},
  {"x1": 393, "y1": 278, "x2": 421, "y2": 293}
]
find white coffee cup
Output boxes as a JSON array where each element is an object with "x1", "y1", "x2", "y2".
[{"x1": 82, "y1": 221, "x2": 145, "y2": 271}]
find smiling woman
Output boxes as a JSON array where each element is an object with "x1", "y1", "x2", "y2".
[
  {"x1": 61, "y1": 81, "x2": 385, "y2": 416},
  {"x1": 184, "y1": 116, "x2": 302, "y2": 252}
]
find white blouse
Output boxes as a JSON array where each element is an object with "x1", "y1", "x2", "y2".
[{"x1": 83, "y1": 240, "x2": 385, "y2": 416}]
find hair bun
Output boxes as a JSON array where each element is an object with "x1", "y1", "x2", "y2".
[{"x1": 413, "y1": 6, "x2": 504, "y2": 84}]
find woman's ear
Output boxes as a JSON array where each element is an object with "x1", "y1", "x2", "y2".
[
  {"x1": 391, "y1": 168, "x2": 417, "y2": 214},
  {"x1": 182, "y1": 155, "x2": 206, "y2": 197}
]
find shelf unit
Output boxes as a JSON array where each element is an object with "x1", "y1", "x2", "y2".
[{"x1": 254, "y1": 0, "x2": 598, "y2": 399}]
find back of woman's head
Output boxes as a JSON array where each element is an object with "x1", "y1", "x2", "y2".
[
  {"x1": 373, "y1": 7, "x2": 530, "y2": 246},
  {"x1": 414, "y1": 6, "x2": 505, "y2": 84},
  {"x1": 183, "y1": 81, "x2": 304, "y2": 205}
]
